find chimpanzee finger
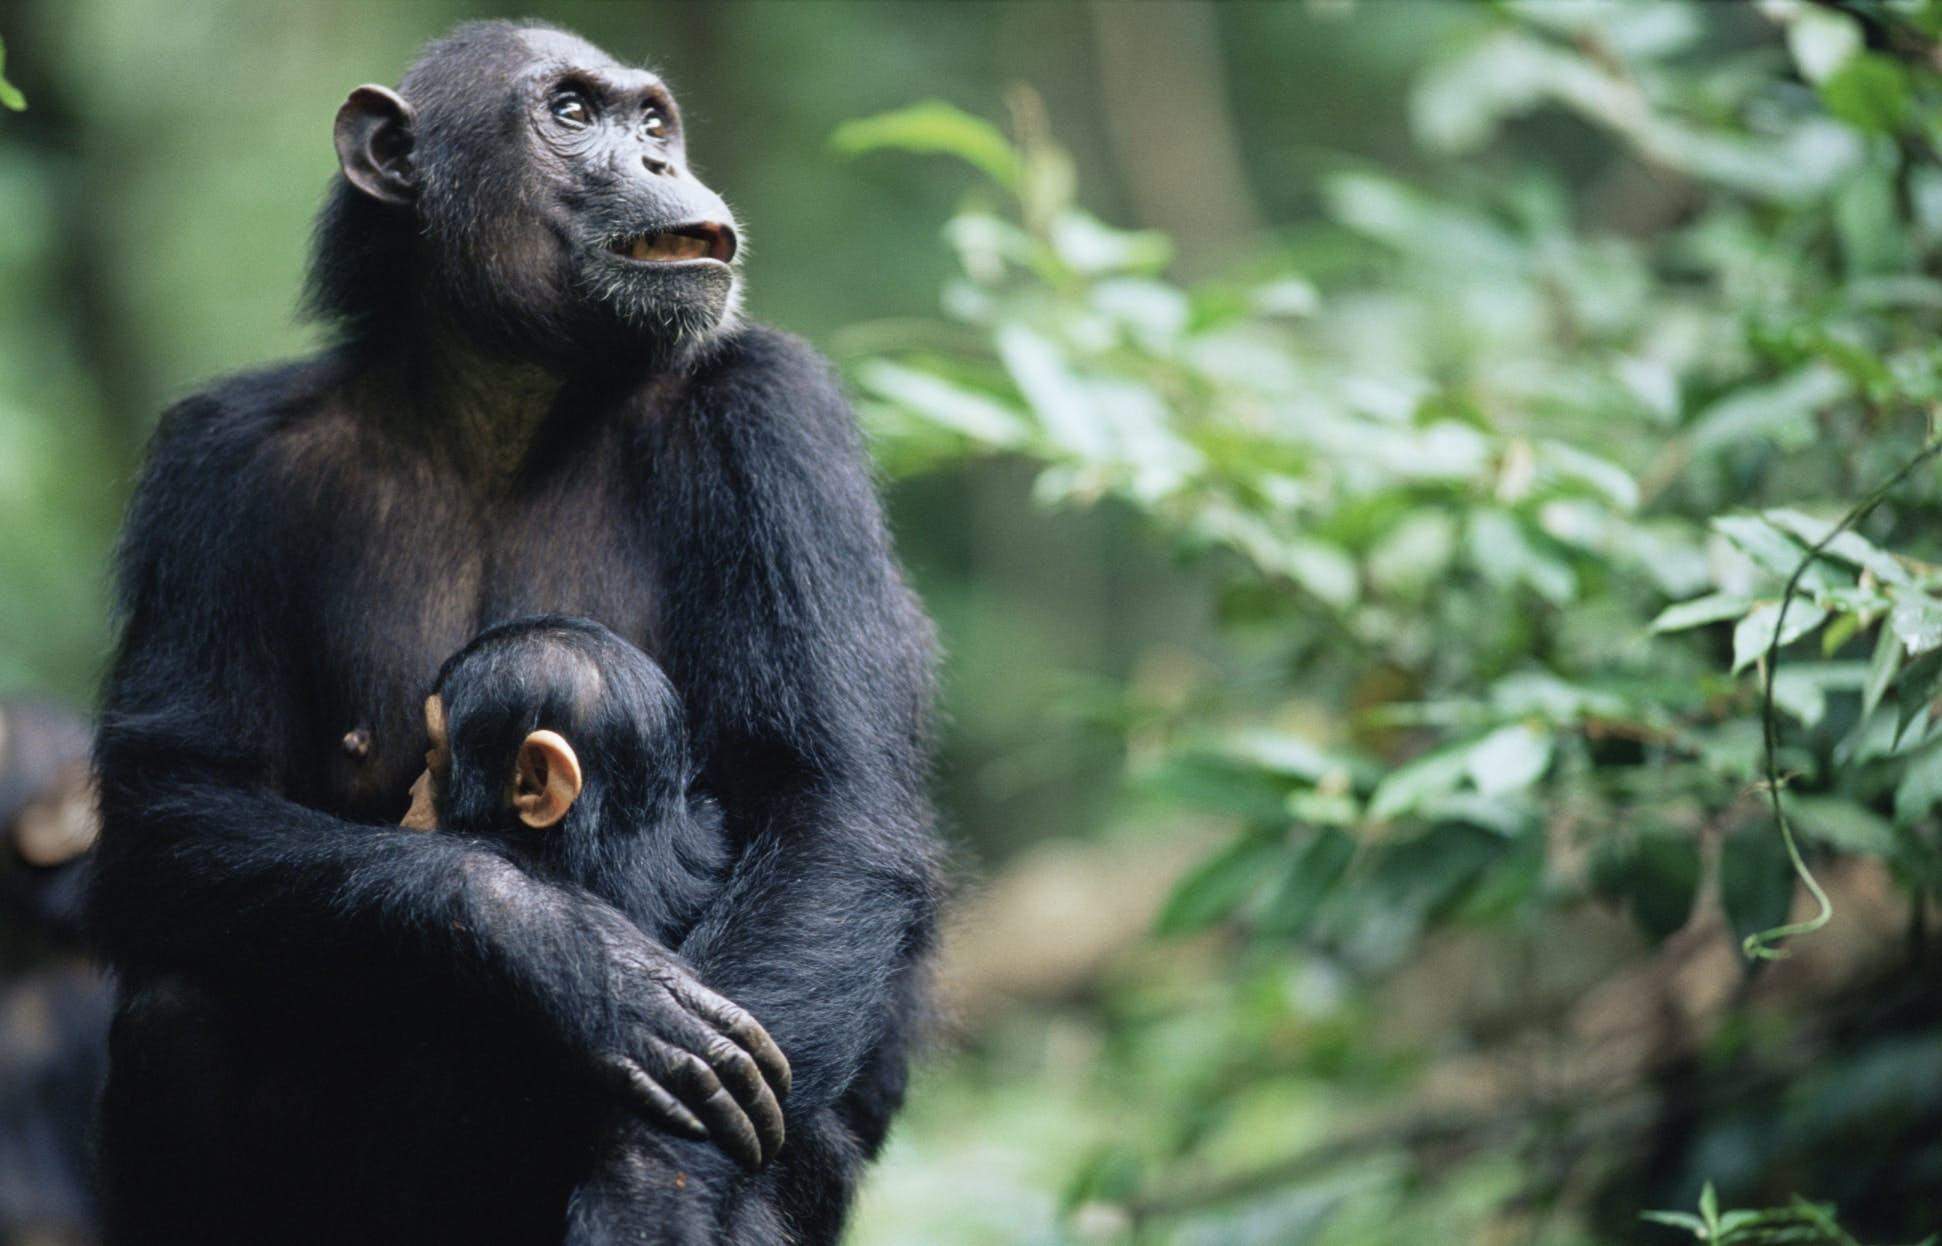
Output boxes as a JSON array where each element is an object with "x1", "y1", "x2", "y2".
[
  {"x1": 600, "y1": 1053, "x2": 707, "y2": 1140},
  {"x1": 669, "y1": 975, "x2": 793, "y2": 1099},
  {"x1": 660, "y1": 1046, "x2": 765, "y2": 1170},
  {"x1": 698, "y1": 1032, "x2": 786, "y2": 1162}
]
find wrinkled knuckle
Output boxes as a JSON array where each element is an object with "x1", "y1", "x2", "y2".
[
  {"x1": 673, "y1": 1051, "x2": 717, "y2": 1088},
  {"x1": 703, "y1": 1034, "x2": 747, "y2": 1067}
]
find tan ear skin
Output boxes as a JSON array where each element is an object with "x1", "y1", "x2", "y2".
[
  {"x1": 512, "y1": 730, "x2": 582, "y2": 830},
  {"x1": 334, "y1": 84, "x2": 418, "y2": 207}
]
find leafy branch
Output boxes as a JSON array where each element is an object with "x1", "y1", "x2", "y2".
[{"x1": 1748, "y1": 429, "x2": 1942, "y2": 959}]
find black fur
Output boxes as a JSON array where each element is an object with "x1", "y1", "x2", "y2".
[{"x1": 89, "y1": 20, "x2": 938, "y2": 1245}]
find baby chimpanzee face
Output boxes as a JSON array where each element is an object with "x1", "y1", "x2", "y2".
[{"x1": 401, "y1": 695, "x2": 450, "y2": 832}]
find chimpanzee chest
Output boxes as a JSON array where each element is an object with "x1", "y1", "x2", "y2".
[{"x1": 297, "y1": 437, "x2": 662, "y2": 818}]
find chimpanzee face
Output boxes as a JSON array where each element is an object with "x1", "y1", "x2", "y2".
[
  {"x1": 329, "y1": 24, "x2": 744, "y2": 365},
  {"x1": 511, "y1": 29, "x2": 742, "y2": 351}
]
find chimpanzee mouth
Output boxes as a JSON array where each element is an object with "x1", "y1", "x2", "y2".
[{"x1": 609, "y1": 222, "x2": 737, "y2": 265}]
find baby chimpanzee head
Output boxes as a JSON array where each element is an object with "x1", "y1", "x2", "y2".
[{"x1": 406, "y1": 616, "x2": 696, "y2": 865}]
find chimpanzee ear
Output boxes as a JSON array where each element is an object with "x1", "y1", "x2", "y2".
[
  {"x1": 334, "y1": 85, "x2": 418, "y2": 207},
  {"x1": 512, "y1": 730, "x2": 583, "y2": 830}
]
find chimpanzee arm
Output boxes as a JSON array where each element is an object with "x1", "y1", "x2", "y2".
[
  {"x1": 645, "y1": 327, "x2": 942, "y2": 1122},
  {"x1": 89, "y1": 389, "x2": 785, "y2": 1164}
]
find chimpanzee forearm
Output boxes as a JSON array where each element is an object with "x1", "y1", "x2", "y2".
[
  {"x1": 646, "y1": 329, "x2": 942, "y2": 1129},
  {"x1": 91, "y1": 734, "x2": 597, "y2": 1019},
  {"x1": 675, "y1": 805, "x2": 937, "y2": 1117}
]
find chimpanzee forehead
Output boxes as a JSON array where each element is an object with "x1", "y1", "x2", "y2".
[{"x1": 517, "y1": 28, "x2": 666, "y2": 94}]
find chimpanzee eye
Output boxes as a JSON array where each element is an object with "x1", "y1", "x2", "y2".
[
  {"x1": 642, "y1": 108, "x2": 668, "y2": 139},
  {"x1": 551, "y1": 92, "x2": 593, "y2": 128}
]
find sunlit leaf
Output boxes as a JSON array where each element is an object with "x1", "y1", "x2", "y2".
[
  {"x1": 1712, "y1": 515, "x2": 1832, "y2": 589},
  {"x1": 1538, "y1": 441, "x2": 1639, "y2": 510},
  {"x1": 1888, "y1": 591, "x2": 1942, "y2": 656},
  {"x1": 1049, "y1": 212, "x2": 1171, "y2": 276},
  {"x1": 1368, "y1": 745, "x2": 1471, "y2": 823},
  {"x1": 1762, "y1": 508, "x2": 1909, "y2": 585},
  {"x1": 1687, "y1": 365, "x2": 1849, "y2": 454},
  {"x1": 854, "y1": 361, "x2": 1032, "y2": 448},
  {"x1": 1464, "y1": 723, "x2": 1553, "y2": 796},
  {"x1": 1819, "y1": 53, "x2": 1910, "y2": 135},
  {"x1": 1651, "y1": 592, "x2": 1752, "y2": 634},
  {"x1": 1730, "y1": 601, "x2": 1828, "y2": 674},
  {"x1": 831, "y1": 101, "x2": 1021, "y2": 190},
  {"x1": 0, "y1": 37, "x2": 24, "y2": 112},
  {"x1": 1468, "y1": 510, "x2": 1576, "y2": 605},
  {"x1": 1786, "y1": 3, "x2": 1863, "y2": 84}
]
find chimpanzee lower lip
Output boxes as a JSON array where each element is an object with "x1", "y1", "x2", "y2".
[{"x1": 608, "y1": 222, "x2": 736, "y2": 264}]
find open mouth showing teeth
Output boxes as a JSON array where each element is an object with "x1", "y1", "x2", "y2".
[{"x1": 610, "y1": 222, "x2": 737, "y2": 264}]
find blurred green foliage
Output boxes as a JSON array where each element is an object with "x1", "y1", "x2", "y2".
[
  {"x1": 5, "y1": 0, "x2": 1942, "y2": 1243},
  {"x1": 841, "y1": 1, "x2": 1942, "y2": 1242}
]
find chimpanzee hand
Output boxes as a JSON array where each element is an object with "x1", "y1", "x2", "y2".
[{"x1": 577, "y1": 904, "x2": 791, "y2": 1170}]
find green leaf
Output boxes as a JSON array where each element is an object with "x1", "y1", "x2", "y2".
[
  {"x1": 1688, "y1": 365, "x2": 1848, "y2": 455},
  {"x1": 1888, "y1": 590, "x2": 1942, "y2": 656},
  {"x1": 1712, "y1": 515, "x2": 1832, "y2": 589},
  {"x1": 0, "y1": 37, "x2": 24, "y2": 112},
  {"x1": 1895, "y1": 649, "x2": 1942, "y2": 745},
  {"x1": 1862, "y1": 619, "x2": 1902, "y2": 722},
  {"x1": 1820, "y1": 53, "x2": 1911, "y2": 135},
  {"x1": 1762, "y1": 508, "x2": 1910, "y2": 585},
  {"x1": 1255, "y1": 828, "x2": 1356, "y2": 937},
  {"x1": 1464, "y1": 723, "x2": 1553, "y2": 796},
  {"x1": 831, "y1": 101, "x2": 1021, "y2": 191},
  {"x1": 1468, "y1": 509, "x2": 1576, "y2": 605},
  {"x1": 1651, "y1": 592, "x2": 1753, "y2": 634},
  {"x1": 1367, "y1": 745, "x2": 1470, "y2": 823},
  {"x1": 1730, "y1": 601, "x2": 1828, "y2": 675},
  {"x1": 1221, "y1": 730, "x2": 1334, "y2": 783},
  {"x1": 854, "y1": 361, "x2": 1031, "y2": 448},
  {"x1": 1771, "y1": 661, "x2": 1867, "y2": 730},
  {"x1": 1785, "y1": 794, "x2": 1898, "y2": 856},
  {"x1": 1894, "y1": 740, "x2": 1942, "y2": 827},
  {"x1": 1594, "y1": 832, "x2": 1701, "y2": 944},
  {"x1": 1788, "y1": 4, "x2": 1863, "y2": 84},
  {"x1": 1049, "y1": 212, "x2": 1171, "y2": 276},
  {"x1": 1720, "y1": 825, "x2": 1796, "y2": 950},
  {"x1": 1154, "y1": 833, "x2": 1284, "y2": 935}
]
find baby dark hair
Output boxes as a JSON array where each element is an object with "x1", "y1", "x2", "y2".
[{"x1": 431, "y1": 615, "x2": 705, "y2": 905}]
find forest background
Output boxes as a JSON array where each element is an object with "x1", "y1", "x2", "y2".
[{"x1": 2, "y1": 1, "x2": 1941, "y2": 1243}]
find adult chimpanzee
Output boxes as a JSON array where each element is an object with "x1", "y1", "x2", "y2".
[
  {"x1": 89, "y1": 19, "x2": 938, "y2": 1246},
  {"x1": 400, "y1": 615, "x2": 767, "y2": 1241}
]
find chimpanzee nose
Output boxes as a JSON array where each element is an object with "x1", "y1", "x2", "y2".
[{"x1": 643, "y1": 154, "x2": 673, "y2": 177}]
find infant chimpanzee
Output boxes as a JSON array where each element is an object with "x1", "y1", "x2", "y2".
[{"x1": 402, "y1": 615, "x2": 787, "y2": 1240}]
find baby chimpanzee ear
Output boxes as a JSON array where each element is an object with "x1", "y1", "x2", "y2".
[{"x1": 512, "y1": 730, "x2": 583, "y2": 829}]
